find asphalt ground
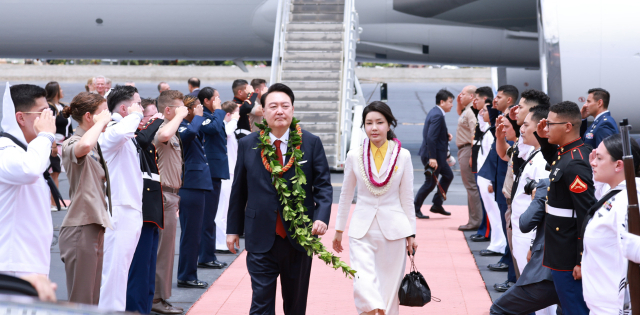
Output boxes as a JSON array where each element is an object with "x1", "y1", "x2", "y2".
[{"x1": 0, "y1": 80, "x2": 508, "y2": 311}]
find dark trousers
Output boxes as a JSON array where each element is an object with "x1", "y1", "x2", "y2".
[
  {"x1": 550, "y1": 270, "x2": 589, "y2": 315},
  {"x1": 177, "y1": 188, "x2": 206, "y2": 281},
  {"x1": 496, "y1": 202, "x2": 517, "y2": 283},
  {"x1": 490, "y1": 280, "x2": 560, "y2": 314},
  {"x1": 199, "y1": 179, "x2": 221, "y2": 263},
  {"x1": 414, "y1": 156, "x2": 454, "y2": 210},
  {"x1": 247, "y1": 236, "x2": 313, "y2": 315},
  {"x1": 474, "y1": 174, "x2": 491, "y2": 237},
  {"x1": 126, "y1": 222, "x2": 159, "y2": 314}
]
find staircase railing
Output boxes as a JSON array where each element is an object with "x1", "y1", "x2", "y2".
[
  {"x1": 337, "y1": 0, "x2": 359, "y2": 169},
  {"x1": 269, "y1": 0, "x2": 290, "y2": 85}
]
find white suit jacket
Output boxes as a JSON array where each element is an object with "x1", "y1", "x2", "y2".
[{"x1": 336, "y1": 142, "x2": 416, "y2": 240}]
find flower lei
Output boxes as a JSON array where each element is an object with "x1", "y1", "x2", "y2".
[
  {"x1": 358, "y1": 137, "x2": 401, "y2": 196},
  {"x1": 256, "y1": 118, "x2": 357, "y2": 278}
]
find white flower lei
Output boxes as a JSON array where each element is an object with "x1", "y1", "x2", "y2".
[{"x1": 358, "y1": 141, "x2": 397, "y2": 196}]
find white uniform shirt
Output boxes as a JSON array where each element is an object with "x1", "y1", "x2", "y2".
[
  {"x1": 511, "y1": 148, "x2": 549, "y2": 233},
  {"x1": 476, "y1": 113, "x2": 493, "y2": 171},
  {"x1": 98, "y1": 112, "x2": 143, "y2": 210},
  {"x1": 224, "y1": 119, "x2": 238, "y2": 175},
  {"x1": 583, "y1": 179, "x2": 640, "y2": 314}
]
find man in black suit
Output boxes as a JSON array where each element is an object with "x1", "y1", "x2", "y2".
[
  {"x1": 226, "y1": 83, "x2": 332, "y2": 315},
  {"x1": 414, "y1": 89, "x2": 455, "y2": 219},
  {"x1": 187, "y1": 77, "x2": 200, "y2": 97}
]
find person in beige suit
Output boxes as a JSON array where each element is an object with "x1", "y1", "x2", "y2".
[{"x1": 333, "y1": 101, "x2": 418, "y2": 315}]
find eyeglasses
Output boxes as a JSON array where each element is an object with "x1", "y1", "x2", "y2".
[{"x1": 546, "y1": 121, "x2": 574, "y2": 126}]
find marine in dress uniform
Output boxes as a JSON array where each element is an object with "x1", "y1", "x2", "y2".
[
  {"x1": 234, "y1": 91, "x2": 259, "y2": 138},
  {"x1": 580, "y1": 110, "x2": 618, "y2": 149},
  {"x1": 177, "y1": 112, "x2": 213, "y2": 288},
  {"x1": 537, "y1": 134, "x2": 596, "y2": 315}
]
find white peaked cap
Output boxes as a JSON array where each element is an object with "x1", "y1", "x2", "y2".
[{"x1": 1, "y1": 82, "x2": 28, "y2": 145}]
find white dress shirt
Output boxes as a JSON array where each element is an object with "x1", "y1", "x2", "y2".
[
  {"x1": 269, "y1": 128, "x2": 290, "y2": 165},
  {"x1": 511, "y1": 147, "x2": 549, "y2": 233},
  {"x1": 224, "y1": 119, "x2": 238, "y2": 175},
  {"x1": 98, "y1": 112, "x2": 144, "y2": 210}
]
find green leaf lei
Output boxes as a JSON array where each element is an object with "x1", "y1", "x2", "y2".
[{"x1": 255, "y1": 118, "x2": 357, "y2": 278}]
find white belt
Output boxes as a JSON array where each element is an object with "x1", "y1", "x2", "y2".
[
  {"x1": 546, "y1": 204, "x2": 576, "y2": 218},
  {"x1": 142, "y1": 173, "x2": 161, "y2": 182},
  {"x1": 235, "y1": 129, "x2": 251, "y2": 135}
]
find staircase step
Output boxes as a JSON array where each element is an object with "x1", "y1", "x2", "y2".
[
  {"x1": 284, "y1": 81, "x2": 341, "y2": 91},
  {"x1": 293, "y1": 101, "x2": 340, "y2": 111},
  {"x1": 290, "y1": 13, "x2": 343, "y2": 23},
  {"x1": 325, "y1": 155, "x2": 337, "y2": 168},
  {"x1": 296, "y1": 91, "x2": 339, "y2": 102},
  {"x1": 285, "y1": 42, "x2": 342, "y2": 51},
  {"x1": 295, "y1": 112, "x2": 339, "y2": 123},
  {"x1": 297, "y1": 122, "x2": 339, "y2": 133},
  {"x1": 283, "y1": 61, "x2": 341, "y2": 71},
  {"x1": 285, "y1": 32, "x2": 342, "y2": 41},
  {"x1": 293, "y1": 0, "x2": 345, "y2": 4},
  {"x1": 282, "y1": 71, "x2": 340, "y2": 81},
  {"x1": 287, "y1": 23, "x2": 343, "y2": 32},
  {"x1": 283, "y1": 51, "x2": 342, "y2": 61},
  {"x1": 292, "y1": 4, "x2": 345, "y2": 14},
  {"x1": 315, "y1": 133, "x2": 338, "y2": 144}
]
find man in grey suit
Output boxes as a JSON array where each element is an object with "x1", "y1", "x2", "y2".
[{"x1": 490, "y1": 179, "x2": 561, "y2": 314}]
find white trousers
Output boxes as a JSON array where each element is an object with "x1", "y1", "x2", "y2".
[
  {"x1": 349, "y1": 217, "x2": 406, "y2": 315},
  {"x1": 215, "y1": 176, "x2": 233, "y2": 249},
  {"x1": 98, "y1": 205, "x2": 142, "y2": 311},
  {"x1": 477, "y1": 176, "x2": 507, "y2": 253}
]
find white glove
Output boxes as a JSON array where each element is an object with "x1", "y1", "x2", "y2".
[
  {"x1": 447, "y1": 156, "x2": 456, "y2": 167},
  {"x1": 621, "y1": 231, "x2": 640, "y2": 264}
]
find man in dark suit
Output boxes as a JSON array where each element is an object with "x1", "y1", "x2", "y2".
[
  {"x1": 490, "y1": 179, "x2": 560, "y2": 314},
  {"x1": 226, "y1": 83, "x2": 332, "y2": 315},
  {"x1": 580, "y1": 88, "x2": 618, "y2": 149},
  {"x1": 187, "y1": 77, "x2": 200, "y2": 97},
  {"x1": 414, "y1": 89, "x2": 455, "y2": 219},
  {"x1": 197, "y1": 87, "x2": 228, "y2": 269}
]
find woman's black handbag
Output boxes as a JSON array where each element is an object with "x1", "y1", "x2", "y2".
[{"x1": 399, "y1": 252, "x2": 440, "y2": 306}]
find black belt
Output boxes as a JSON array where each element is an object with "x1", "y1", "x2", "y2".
[
  {"x1": 457, "y1": 143, "x2": 472, "y2": 150},
  {"x1": 162, "y1": 186, "x2": 180, "y2": 194}
]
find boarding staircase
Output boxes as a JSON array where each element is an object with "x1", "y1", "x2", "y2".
[{"x1": 270, "y1": 0, "x2": 362, "y2": 170}]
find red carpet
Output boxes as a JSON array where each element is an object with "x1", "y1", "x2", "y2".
[{"x1": 188, "y1": 205, "x2": 491, "y2": 315}]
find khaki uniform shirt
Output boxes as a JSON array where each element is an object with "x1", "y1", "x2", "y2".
[
  {"x1": 456, "y1": 104, "x2": 477, "y2": 148},
  {"x1": 61, "y1": 127, "x2": 111, "y2": 229},
  {"x1": 154, "y1": 121, "x2": 183, "y2": 189}
]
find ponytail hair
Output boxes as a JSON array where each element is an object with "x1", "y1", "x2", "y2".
[{"x1": 361, "y1": 101, "x2": 398, "y2": 140}]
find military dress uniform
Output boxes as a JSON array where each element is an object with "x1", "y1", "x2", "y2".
[
  {"x1": 540, "y1": 137, "x2": 597, "y2": 315},
  {"x1": 471, "y1": 113, "x2": 492, "y2": 240},
  {"x1": 580, "y1": 111, "x2": 619, "y2": 149}
]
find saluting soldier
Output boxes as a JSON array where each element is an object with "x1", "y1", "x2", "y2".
[
  {"x1": 580, "y1": 88, "x2": 618, "y2": 149},
  {"x1": 535, "y1": 101, "x2": 597, "y2": 315}
]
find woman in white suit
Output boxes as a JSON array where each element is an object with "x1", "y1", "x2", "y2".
[{"x1": 333, "y1": 101, "x2": 418, "y2": 315}]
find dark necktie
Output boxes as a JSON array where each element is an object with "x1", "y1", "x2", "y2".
[
  {"x1": 273, "y1": 139, "x2": 287, "y2": 239},
  {"x1": 176, "y1": 131, "x2": 185, "y2": 187},
  {"x1": 96, "y1": 143, "x2": 113, "y2": 216}
]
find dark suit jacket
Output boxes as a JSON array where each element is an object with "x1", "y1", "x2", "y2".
[
  {"x1": 178, "y1": 115, "x2": 213, "y2": 191},
  {"x1": 187, "y1": 88, "x2": 200, "y2": 98},
  {"x1": 517, "y1": 179, "x2": 553, "y2": 286},
  {"x1": 227, "y1": 130, "x2": 333, "y2": 254},
  {"x1": 580, "y1": 111, "x2": 619, "y2": 149},
  {"x1": 201, "y1": 108, "x2": 229, "y2": 180},
  {"x1": 418, "y1": 106, "x2": 448, "y2": 162},
  {"x1": 136, "y1": 118, "x2": 164, "y2": 228}
]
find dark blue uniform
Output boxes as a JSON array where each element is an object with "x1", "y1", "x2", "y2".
[
  {"x1": 177, "y1": 115, "x2": 213, "y2": 282},
  {"x1": 580, "y1": 111, "x2": 618, "y2": 149},
  {"x1": 199, "y1": 108, "x2": 228, "y2": 264}
]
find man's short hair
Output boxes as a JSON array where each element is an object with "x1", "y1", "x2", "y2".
[
  {"x1": 107, "y1": 85, "x2": 138, "y2": 112},
  {"x1": 106, "y1": 78, "x2": 112, "y2": 84},
  {"x1": 10, "y1": 84, "x2": 47, "y2": 112},
  {"x1": 435, "y1": 89, "x2": 454, "y2": 105},
  {"x1": 498, "y1": 85, "x2": 519, "y2": 104},
  {"x1": 221, "y1": 101, "x2": 238, "y2": 114},
  {"x1": 588, "y1": 88, "x2": 610, "y2": 109},
  {"x1": 521, "y1": 89, "x2": 550, "y2": 107},
  {"x1": 529, "y1": 104, "x2": 550, "y2": 124},
  {"x1": 197, "y1": 87, "x2": 217, "y2": 105},
  {"x1": 475, "y1": 86, "x2": 494, "y2": 99},
  {"x1": 157, "y1": 90, "x2": 184, "y2": 113},
  {"x1": 95, "y1": 75, "x2": 106, "y2": 83},
  {"x1": 188, "y1": 77, "x2": 200, "y2": 88},
  {"x1": 260, "y1": 83, "x2": 295, "y2": 107},
  {"x1": 250, "y1": 78, "x2": 267, "y2": 90},
  {"x1": 141, "y1": 98, "x2": 156, "y2": 109},
  {"x1": 232, "y1": 79, "x2": 249, "y2": 95},
  {"x1": 157, "y1": 82, "x2": 167, "y2": 92},
  {"x1": 550, "y1": 101, "x2": 582, "y2": 127}
]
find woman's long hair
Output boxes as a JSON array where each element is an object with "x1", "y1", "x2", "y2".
[
  {"x1": 602, "y1": 134, "x2": 640, "y2": 176},
  {"x1": 361, "y1": 101, "x2": 398, "y2": 140},
  {"x1": 45, "y1": 81, "x2": 60, "y2": 103}
]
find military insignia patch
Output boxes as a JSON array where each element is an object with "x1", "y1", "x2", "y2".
[
  {"x1": 178, "y1": 127, "x2": 187, "y2": 133},
  {"x1": 586, "y1": 133, "x2": 594, "y2": 139},
  {"x1": 202, "y1": 119, "x2": 211, "y2": 125},
  {"x1": 569, "y1": 175, "x2": 588, "y2": 193}
]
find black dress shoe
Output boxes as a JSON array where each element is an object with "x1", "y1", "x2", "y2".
[
  {"x1": 470, "y1": 235, "x2": 490, "y2": 242},
  {"x1": 458, "y1": 224, "x2": 479, "y2": 231},
  {"x1": 429, "y1": 205, "x2": 451, "y2": 216},
  {"x1": 198, "y1": 260, "x2": 228, "y2": 269},
  {"x1": 415, "y1": 210, "x2": 430, "y2": 219},
  {"x1": 479, "y1": 249, "x2": 504, "y2": 256},
  {"x1": 488, "y1": 262, "x2": 509, "y2": 271},
  {"x1": 494, "y1": 280, "x2": 515, "y2": 292},
  {"x1": 177, "y1": 279, "x2": 208, "y2": 288},
  {"x1": 215, "y1": 249, "x2": 239, "y2": 254}
]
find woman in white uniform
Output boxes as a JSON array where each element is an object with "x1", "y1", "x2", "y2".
[
  {"x1": 333, "y1": 101, "x2": 418, "y2": 315},
  {"x1": 582, "y1": 134, "x2": 640, "y2": 314}
]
